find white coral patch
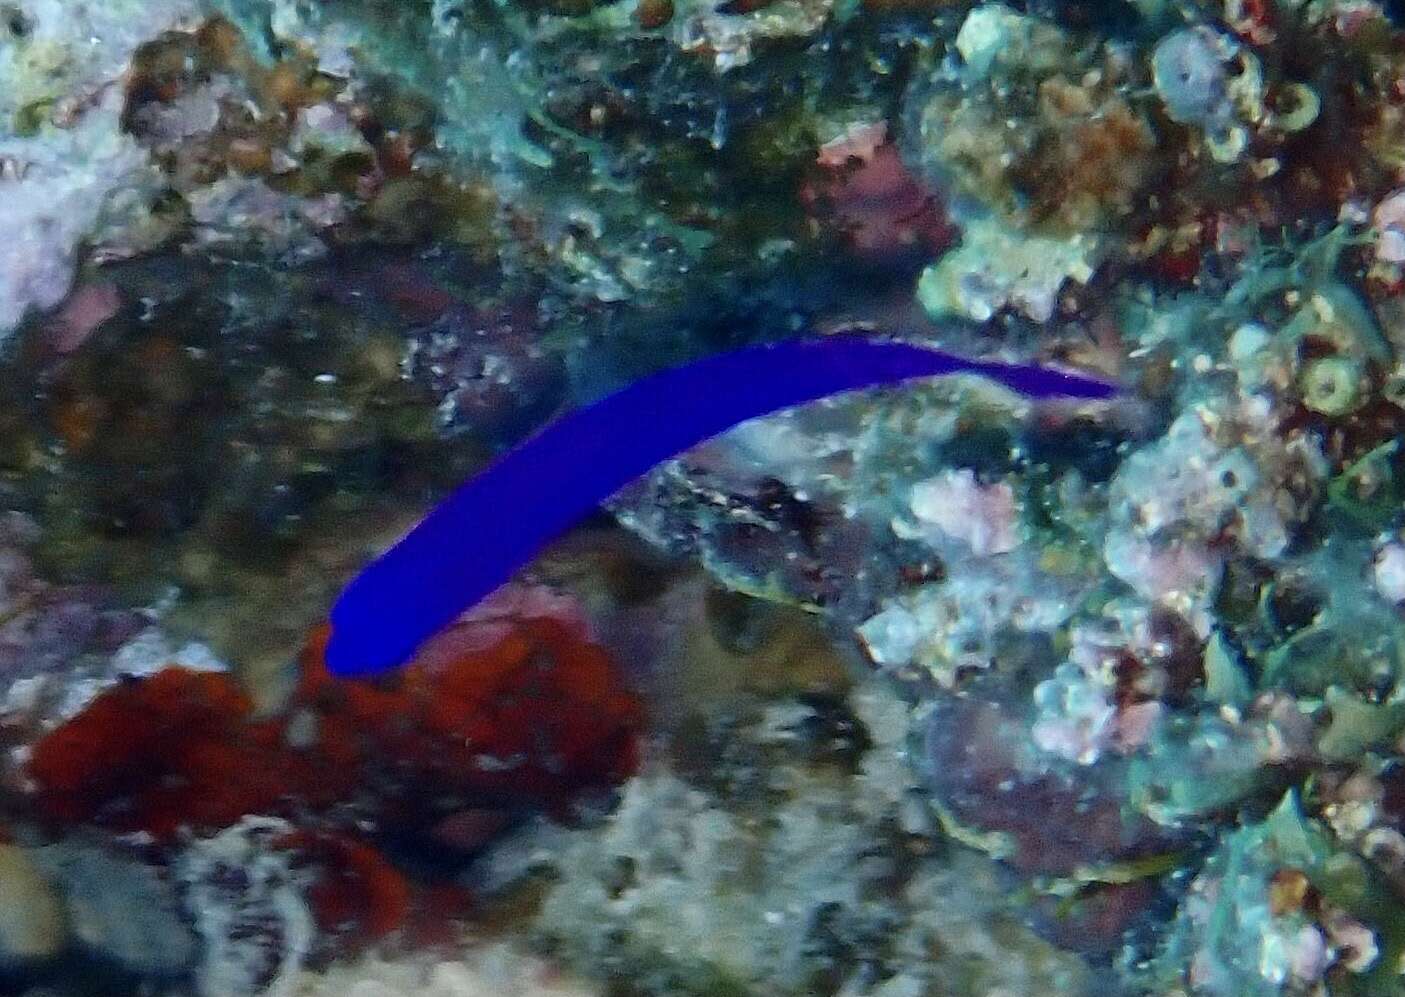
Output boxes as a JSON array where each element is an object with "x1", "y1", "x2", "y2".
[{"x1": 908, "y1": 469, "x2": 1020, "y2": 556}]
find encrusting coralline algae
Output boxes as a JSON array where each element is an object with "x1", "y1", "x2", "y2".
[{"x1": 2, "y1": 0, "x2": 1405, "y2": 995}]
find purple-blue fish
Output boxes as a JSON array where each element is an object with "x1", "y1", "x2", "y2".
[{"x1": 324, "y1": 336, "x2": 1116, "y2": 676}]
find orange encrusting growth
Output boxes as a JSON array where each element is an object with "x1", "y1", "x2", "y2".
[
  {"x1": 294, "y1": 616, "x2": 643, "y2": 804},
  {"x1": 24, "y1": 607, "x2": 643, "y2": 946},
  {"x1": 276, "y1": 829, "x2": 414, "y2": 945},
  {"x1": 26, "y1": 669, "x2": 295, "y2": 837}
]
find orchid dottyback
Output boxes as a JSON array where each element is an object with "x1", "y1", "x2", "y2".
[{"x1": 324, "y1": 336, "x2": 1117, "y2": 676}]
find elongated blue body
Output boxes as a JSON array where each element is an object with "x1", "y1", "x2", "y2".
[{"x1": 324, "y1": 337, "x2": 1116, "y2": 676}]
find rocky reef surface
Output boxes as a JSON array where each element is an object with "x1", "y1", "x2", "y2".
[{"x1": 2, "y1": 0, "x2": 1405, "y2": 995}]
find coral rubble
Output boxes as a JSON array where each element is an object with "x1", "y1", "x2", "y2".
[{"x1": 2, "y1": 0, "x2": 1405, "y2": 994}]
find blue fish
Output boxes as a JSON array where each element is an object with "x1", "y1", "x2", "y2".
[{"x1": 324, "y1": 336, "x2": 1116, "y2": 676}]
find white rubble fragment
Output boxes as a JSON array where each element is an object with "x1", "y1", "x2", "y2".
[
  {"x1": 179, "y1": 817, "x2": 316, "y2": 997},
  {"x1": 0, "y1": 0, "x2": 200, "y2": 336},
  {"x1": 1031, "y1": 608, "x2": 1166, "y2": 764},
  {"x1": 908, "y1": 468, "x2": 1020, "y2": 556},
  {"x1": 916, "y1": 215, "x2": 1100, "y2": 324},
  {"x1": 857, "y1": 558, "x2": 1079, "y2": 684},
  {"x1": 1103, "y1": 401, "x2": 1323, "y2": 625},
  {"x1": 1373, "y1": 541, "x2": 1405, "y2": 604},
  {"x1": 1373, "y1": 189, "x2": 1405, "y2": 263},
  {"x1": 111, "y1": 627, "x2": 229, "y2": 677},
  {"x1": 0, "y1": 95, "x2": 157, "y2": 334}
]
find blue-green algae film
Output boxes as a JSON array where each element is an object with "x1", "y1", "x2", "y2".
[{"x1": 1, "y1": 1, "x2": 1405, "y2": 995}]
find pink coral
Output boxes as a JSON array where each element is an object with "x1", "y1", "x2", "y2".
[
  {"x1": 802, "y1": 122, "x2": 954, "y2": 263},
  {"x1": 41, "y1": 282, "x2": 122, "y2": 355},
  {"x1": 1374, "y1": 190, "x2": 1405, "y2": 264},
  {"x1": 908, "y1": 469, "x2": 1020, "y2": 556}
]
